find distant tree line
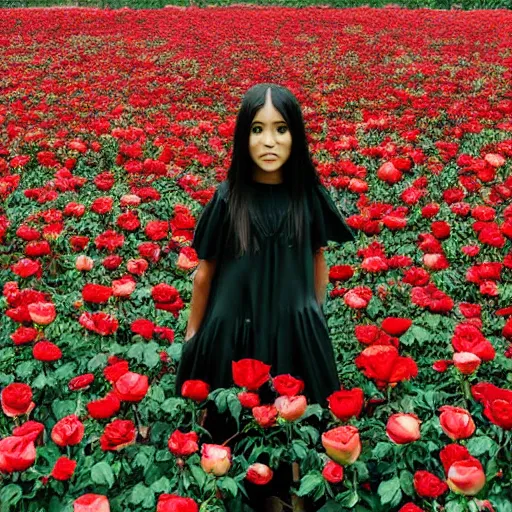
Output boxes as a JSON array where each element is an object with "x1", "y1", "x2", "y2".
[{"x1": 3, "y1": 0, "x2": 511, "y2": 10}]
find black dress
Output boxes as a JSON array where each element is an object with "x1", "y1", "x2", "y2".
[{"x1": 175, "y1": 178, "x2": 355, "y2": 407}]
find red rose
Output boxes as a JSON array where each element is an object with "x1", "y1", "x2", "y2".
[
  {"x1": 386, "y1": 413, "x2": 421, "y2": 444},
  {"x1": 12, "y1": 421, "x2": 45, "y2": 443},
  {"x1": 471, "y1": 382, "x2": 512, "y2": 430},
  {"x1": 447, "y1": 459, "x2": 486, "y2": 496},
  {"x1": 100, "y1": 419, "x2": 136, "y2": 451},
  {"x1": 157, "y1": 494, "x2": 198, "y2": 512},
  {"x1": 131, "y1": 319, "x2": 155, "y2": 340},
  {"x1": 151, "y1": 283, "x2": 179, "y2": 303},
  {"x1": 413, "y1": 470, "x2": 448, "y2": 498},
  {"x1": 138, "y1": 242, "x2": 161, "y2": 263},
  {"x1": 91, "y1": 197, "x2": 113, "y2": 214},
  {"x1": 145, "y1": 220, "x2": 169, "y2": 241},
  {"x1": 453, "y1": 352, "x2": 481, "y2": 375},
  {"x1": 439, "y1": 444, "x2": 473, "y2": 475},
  {"x1": 1, "y1": 383, "x2": 34, "y2": 417},
  {"x1": 327, "y1": 388, "x2": 364, "y2": 422},
  {"x1": 355, "y1": 345, "x2": 418, "y2": 388},
  {"x1": 439, "y1": 406, "x2": 475, "y2": 440},
  {"x1": 114, "y1": 372, "x2": 149, "y2": 402},
  {"x1": 232, "y1": 358, "x2": 271, "y2": 390},
  {"x1": 94, "y1": 230, "x2": 125, "y2": 253},
  {"x1": 102, "y1": 254, "x2": 123, "y2": 270},
  {"x1": 0, "y1": 435, "x2": 36, "y2": 473},
  {"x1": 398, "y1": 504, "x2": 425, "y2": 512},
  {"x1": 33, "y1": 340, "x2": 62, "y2": 362},
  {"x1": 168, "y1": 430, "x2": 199, "y2": 457},
  {"x1": 322, "y1": 460, "x2": 344, "y2": 483},
  {"x1": 51, "y1": 456, "x2": 77, "y2": 480},
  {"x1": 380, "y1": 317, "x2": 412, "y2": 336},
  {"x1": 87, "y1": 392, "x2": 121, "y2": 420},
  {"x1": 104, "y1": 360, "x2": 129, "y2": 383},
  {"x1": 81, "y1": 284, "x2": 113, "y2": 304},
  {"x1": 79, "y1": 311, "x2": 118, "y2": 336},
  {"x1": 10, "y1": 326, "x2": 38, "y2": 345},
  {"x1": 274, "y1": 395, "x2": 307, "y2": 422},
  {"x1": 11, "y1": 258, "x2": 41, "y2": 278},
  {"x1": 116, "y1": 211, "x2": 140, "y2": 231},
  {"x1": 272, "y1": 374, "x2": 304, "y2": 396},
  {"x1": 181, "y1": 380, "x2": 210, "y2": 402},
  {"x1": 51, "y1": 415, "x2": 84, "y2": 447},
  {"x1": 73, "y1": 494, "x2": 110, "y2": 512},
  {"x1": 28, "y1": 301, "x2": 56, "y2": 325},
  {"x1": 253, "y1": 405, "x2": 278, "y2": 428},
  {"x1": 451, "y1": 323, "x2": 495, "y2": 361},
  {"x1": 246, "y1": 463, "x2": 273, "y2": 485},
  {"x1": 68, "y1": 373, "x2": 95, "y2": 391},
  {"x1": 238, "y1": 391, "x2": 260, "y2": 408}
]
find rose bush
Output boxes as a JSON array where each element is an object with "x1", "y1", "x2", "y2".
[{"x1": 1, "y1": 6, "x2": 512, "y2": 512}]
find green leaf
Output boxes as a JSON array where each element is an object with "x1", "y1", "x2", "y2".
[
  {"x1": 301, "y1": 404, "x2": 324, "y2": 421},
  {"x1": 339, "y1": 489, "x2": 359, "y2": 507},
  {"x1": 372, "y1": 442, "x2": 393, "y2": 460},
  {"x1": 399, "y1": 470, "x2": 414, "y2": 496},
  {"x1": 227, "y1": 391, "x2": 242, "y2": 429},
  {"x1": 466, "y1": 436, "x2": 498, "y2": 457},
  {"x1": 378, "y1": 476, "x2": 402, "y2": 507},
  {"x1": 51, "y1": 399, "x2": 76, "y2": 419},
  {"x1": 189, "y1": 463, "x2": 207, "y2": 489},
  {"x1": 318, "y1": 501, "x2": 342, "y2": 512},
  {"x1": 87, "y1": 353, "x2": 108, "y2": 372},
  {"x1": 296, "y1": 472, "x2": 324, "y2": 497},
  {"x1": 91, "y1": 461, "x2": 114, "y2": 488},
  {"x1": 129, "y1": 483, "x2": 153, "y2": 506},
  {"x1": 218, "y1": 476, "x2": 238, "y2": 498},
  {"x1": 0, "y1": 484, "x2": 22, "y2": 511}
]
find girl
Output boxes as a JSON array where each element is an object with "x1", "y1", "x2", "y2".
[
  {"x1": 175, "y1": 82, "x2": 355, "y2": 509},
  {"x1": 176, "y1": 82, "x2": 354, "y2": 400}
]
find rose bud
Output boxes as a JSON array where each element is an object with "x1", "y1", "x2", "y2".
[
  {"x1": 68, "y1": 373, "x2": 95, "y2": 392},
  {"x1": 73, "y1": 494, "x2": 110, "y2": 512},
  {"x1": 28, "y1": 302, "x2": 56, "y2": 325},
  {"x1": 447, "y1": 459, "x2": 486, "y2": 496},
  {"x1": 75, "y1": 255, "x2": 93, "y2": 271},
  {"x1": 238, "y1": 391, "x2": 260, "y2": 408},
  {"x1": 168, "y1": 430, "x2": 199, "y2": 457},
  {"x1": 200, "y1": 444, "x2": 231, "y2": 476},
  {"x1": 453, "y1": 352, "x2": 481, "y2": 375},
  {"x1": 246, "y1": 462, "x2": 273, "y2": 485},
  {"x1": 253, "y1": 405, "x2": 278, "y2": 428},
  {"x1": 51, "y1": 415, "x2": 85, "y2": 447},
  {"x1": 181, "y1": 379, "x2": 210, "y2": 402},
  {"x1": 51, "y1": 456, "x2": 77, "y2": 481},
  {"x1": 0, "y1": 435, "x2": 36, "y2": 473},
  {"x1": 322, "y1": 460, "x2": 344, "y2": 484},
  {"x1": 321, "y1": 425, "x2": 361, "y2": 465},
  {"x1": 157, "y1": 494, "x2": 198, "y2": 512},
  {"x1": 274, "y1": 395, "x2": 307, "y2": 422},
  {"x1": 439, "y1": 405, "x2": 475, "y2": 440},
  {"x1": 1, "y1": 382, "x2": 35, "y2": 417},
  {"x1": 386, "y1": 413, "x2": 421, "y2": 444}
]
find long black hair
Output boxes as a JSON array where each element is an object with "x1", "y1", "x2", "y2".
[{"x1": 226, "y1": 83, "x2": 322, "y2": 258}]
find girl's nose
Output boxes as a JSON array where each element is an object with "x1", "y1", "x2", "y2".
[{"x1": 263, "y1": 131, "x2": 276, "y2": 146}]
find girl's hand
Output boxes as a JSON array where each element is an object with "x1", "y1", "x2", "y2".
[{"x1": 184, "y1": 330, "x2": 196, "y2": 342}]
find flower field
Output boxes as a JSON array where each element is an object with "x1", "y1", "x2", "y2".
[{"x1": 1, "y1": 5, "x2": 512, "y2": 512}]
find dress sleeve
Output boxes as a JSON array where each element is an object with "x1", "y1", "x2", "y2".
[
  {"x1": 310, "y1": 183, "x2": 355, "y2": 253},
  {"x1": 191, "y1": 185, "x2": 228, "y2": 260}
]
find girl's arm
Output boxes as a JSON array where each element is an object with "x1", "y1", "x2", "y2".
[
  {"x1": 185, "y1": 259, "x2": 217, "y2": 341},
  {"x1": 313, "y1": 247, "x2": 329, "y2": 307}
]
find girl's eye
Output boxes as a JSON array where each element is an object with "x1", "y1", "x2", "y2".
[{"x1": 251, "y1": 126, "x2": 288, "y2": 134}]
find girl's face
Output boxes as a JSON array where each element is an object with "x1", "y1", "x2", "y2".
[{"x1": 249, "y1": 88, "x2": 292, "y2": 183}]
